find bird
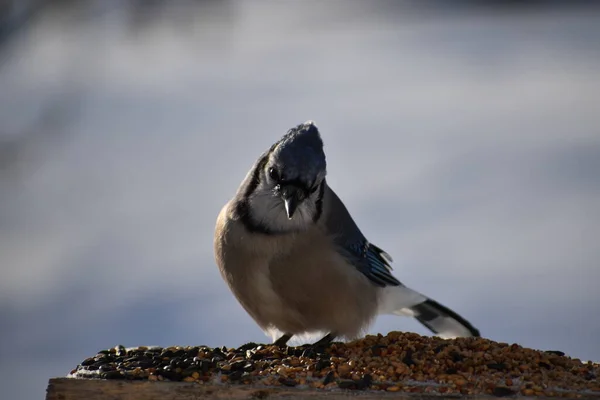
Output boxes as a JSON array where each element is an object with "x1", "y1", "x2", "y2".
[{"x1": 214, "y1": 120, "x2": 480, "y2": 347}]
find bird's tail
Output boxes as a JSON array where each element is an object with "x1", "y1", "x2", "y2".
[{"x1": 378, "y1": 285, "x2": 480, "y2": 338}]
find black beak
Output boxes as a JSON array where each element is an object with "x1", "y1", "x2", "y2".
[{"x1": 281, "y1": 186, "x2": 301, "y2": 219}]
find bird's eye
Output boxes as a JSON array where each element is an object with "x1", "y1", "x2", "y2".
[{"x1": 268, "y1": 167, "x2": 280, "y2": 181}]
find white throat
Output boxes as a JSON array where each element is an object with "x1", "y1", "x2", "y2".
[{"x1": 248, "y1": 183, "x2": 317, "y2": 233}]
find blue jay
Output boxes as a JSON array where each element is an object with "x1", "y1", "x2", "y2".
[{"x1": 214, "y1": 121, "x2": 479, "y2": 346}]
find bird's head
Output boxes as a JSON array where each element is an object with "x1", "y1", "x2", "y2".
[{"x1": 245, "y1": 121, "x2": 327, "y2": 233}]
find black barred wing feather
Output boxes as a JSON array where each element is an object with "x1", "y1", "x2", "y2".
[{"x1": 346, "y1": 240, "x2": 401, "y2": 287}]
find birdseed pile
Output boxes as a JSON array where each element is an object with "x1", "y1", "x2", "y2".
[{"x1": 69, "y1": 331, "x2": 599, "y2": 398}]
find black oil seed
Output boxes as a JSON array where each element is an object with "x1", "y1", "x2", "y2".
[
  {"x1": 90, "y1": 361, "x2": 105, "y2": 370},
  {"x1": 585, "y1": 372, "x2": 596, "y2": 381},
  {"x1": 487, "y1": 363, "x2": 507, "y2": 371},
  {"x1": 173, "y1": 350, "x2": 185, "y2": 358},
  {"x1": 229, "y1": 370, "x2": 244, "y2": 381},
  {"x1": 80, "y1": 357, "x2": 95, "y2": 366},
  {"x1": 338, "y1": 380, "x2": 356, "y2": 390},
  {"x1": 201, "y1": 361, "x2": 211, "y2": 374},
  {"x1": 147, "y1": 347, "x2": 163, "y2": 353},
  {"x1": 186, "y1": 347, "x2": 200, "y2": 357},
  {"x1": 370, "y1": 344, "x2": 387, "y2": 357},
  {"x1": 301, "y1": 347, "x2": 316, "y2": 358},
  {"x1": 492, "y1": 386, "x2": 516, "y2": 397},
  {"x1": 355, "y1": 373, "x2": 372, "y2": 390},
  {"x1": 323, "y1": 371, "x2": 335, "y2": 385},
  {"x1": 433, "y1": 343, "x2": 449, "y2": 354},
  {"x1": 230, "y1": 360, "x2": 247, "y2": 371},
  {"x1": 450, "y1": 350, "x2": 464, "y2": 363},
  {"x1": 101, "y1": 370, "x2": 123, "y2": 380},
  {"x1": 99, "y1": 364, "x2": 115, "y2": 372},
  {"x1": 159, "y1": 369, "x2": 183, "y2": 381},
  {"x1": 402, "y1": 350, "x2": 416, "y2": 366},
  {"x1": 238, "y1": 342, "x2": 259, "y2": 352},
  {"x1": 212, "y1": 354, "x2": 224, "y2": 362},
  {"x1": 314, "y1": 359, "x2": 330, "y2": 371}
]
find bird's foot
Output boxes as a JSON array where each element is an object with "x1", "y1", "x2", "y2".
[{"x1": 273, "y1": 333, "x2": 293, "y2": 347}]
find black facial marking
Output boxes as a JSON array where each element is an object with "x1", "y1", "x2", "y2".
[
  {"x1": 312, "y1": 181, "x2": 326, "y2": 223},
  {"x1": 243, "y1": 155, "x2": 268, "y2": 200},
  {"x1": 236, "y1": 149, "x2": 279, "y2": 235}
]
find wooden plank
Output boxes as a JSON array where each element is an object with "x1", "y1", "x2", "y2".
[{"x1": 46, "y1": 377, "x2": 525, "y2": 400}]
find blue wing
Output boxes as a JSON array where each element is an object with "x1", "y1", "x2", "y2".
[
  {"x1": 322, "y1": 184, "x2": 401, "y2": 287},
  {"x1": 346, "y1": 240, "x2": 400, "y2": 287}
]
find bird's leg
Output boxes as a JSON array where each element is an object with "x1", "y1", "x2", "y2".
[
  {"x1": 313, "y1": 332, "x2": 337, "y2": 347},
  {"x1": 274, "y1": 333, "x2": 293, "y2": 347},
  {"x1": 297, "y1": 332, "x2": 338, "y2": 358}
]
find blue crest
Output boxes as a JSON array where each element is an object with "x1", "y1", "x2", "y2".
[{"x1": 271, "y1": 121, "x2": 327, "y2": 183}]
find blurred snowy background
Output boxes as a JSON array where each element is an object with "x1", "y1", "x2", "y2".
[{"x1": 1, "y1": 1, "x2": 599, "y2": 399}]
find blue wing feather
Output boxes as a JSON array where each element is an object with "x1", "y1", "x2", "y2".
[
  {"x1": 341, "y1": 238, "x2": 400, "y2": 286},
  {"x1": 323, "y1": 184, "x2": 401, "y2": 287},
  {"x1": 359, "y1": 241, "x2": 401, "y2": 287}
]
